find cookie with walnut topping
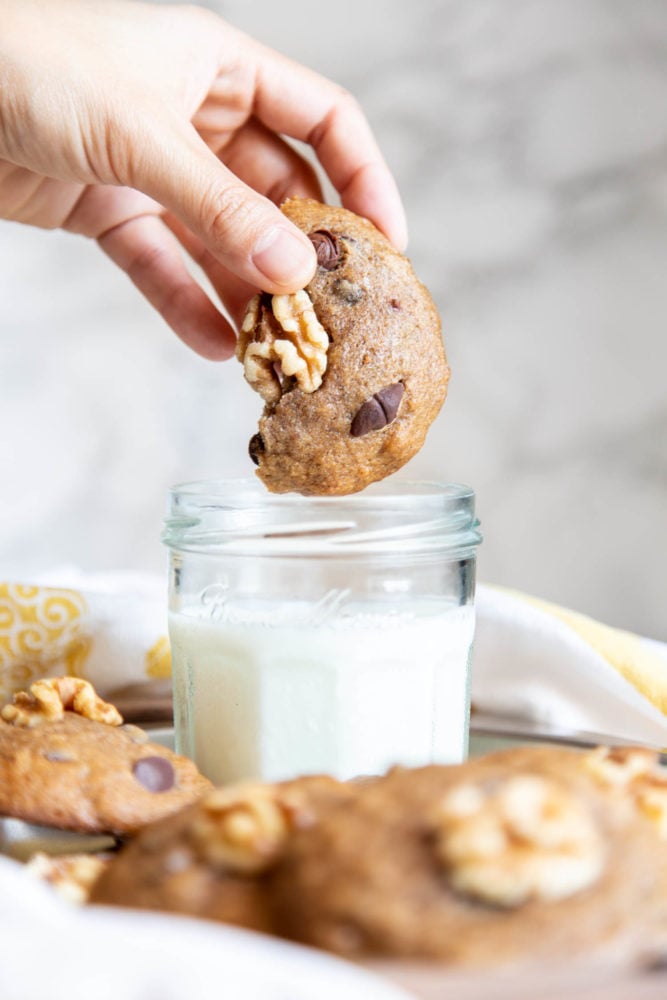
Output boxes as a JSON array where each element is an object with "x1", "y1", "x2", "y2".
[
  {"x1": 271, "y1": 746, "x2": 667, "y2": 966},
  {"x1": 0, "y1": 677, "x2": 211, "y2": 836},
  {"x1": 236, "y1": 198, "x2": 449, "y2": 495},
  {"x1": 90, "y1": 775, "x2": 356, "y2": 931}
]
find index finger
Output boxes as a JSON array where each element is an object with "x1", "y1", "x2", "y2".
[{"x1": 234, "y1": 32, "x2": 408, "y2": 250}]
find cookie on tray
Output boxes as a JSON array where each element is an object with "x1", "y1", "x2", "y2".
[
  {"x1": 236, "y1": 198, "x2": 449, "y2": 495},
  {"x1": 0, "y1": 677, "x2": 211, "y2": 836},
  {"x1": 90, "y1": 775, "x2": 355, "y2": 932},
  {"x1": 271, "y1": 745, "x2": 667, "y2": 966}
]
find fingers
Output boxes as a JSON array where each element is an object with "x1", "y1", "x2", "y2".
[
  {"x1": 163, "y1": 212, "x2": 255, "y2": 329},
  {"x1": 125, "y1": 114, "x2": 317, "y2": 295},
  {"x1": 212, "y1": 117, "x2": 323, "y2": 207},
  {"x1": 98, "y1": 212, "x2": 237, "y2": 360},
  {"x1": 160, "y1": 119, "x2": 323, "y2": 325},
  {"x1": 242, "y1": 36, "x2": 408, "y2": 250}
]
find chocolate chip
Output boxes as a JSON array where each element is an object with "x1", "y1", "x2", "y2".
[
  {"x1": 350, "y1": 398, "x2": 387, "y2": 437},
  {"x1": 249, "y1": 433, "x2": 265, "y2": 466},
  {"x1": 390, "y1": 298, "x2": 402, "y2": 310},
  {"x1": 309, "y1": 230, "x2": 340, "y2": 270},
  {"x1": 350, "y1": 382, "x2": 404, "y2": 437},
  {"x1": 133, "y1": 756, "x2": 175, "y2": 793},
  {"x1": 375, "y1": 382, "x2": 404, "y2": 423}
]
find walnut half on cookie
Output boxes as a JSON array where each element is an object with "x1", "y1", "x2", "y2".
[{"x1": 237, "y1": 199, "x2": 449, "y2": 495}]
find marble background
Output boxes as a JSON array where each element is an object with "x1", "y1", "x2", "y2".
[{"x1": 0, "y1": 0, "x2": 666, "y2": 639}]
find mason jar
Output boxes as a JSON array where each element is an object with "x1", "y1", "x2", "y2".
[{"x1": 162, "y1": 479, "x2": 482, "y2": 785}]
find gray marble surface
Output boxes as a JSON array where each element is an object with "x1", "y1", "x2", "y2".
[{"x1": 0, "y1": 0, "x2": 666, "y2": 639}]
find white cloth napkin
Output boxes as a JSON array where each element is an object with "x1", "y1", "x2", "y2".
[
  {"x1": 473, "y1": 584, "x2": 667, "y2": 744},
  {"x1": 0, "y1": 856, "x2": 412, "y2": 1000},
  {"x1": 2, "y1": 569, "x2": 666, "y2": 745}
]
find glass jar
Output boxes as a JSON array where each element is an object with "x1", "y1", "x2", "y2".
[{"x1": 162, "y1": 479, "x2": 482, "y2": 785}]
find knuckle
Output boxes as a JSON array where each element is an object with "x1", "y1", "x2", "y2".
[
  {"x1": 335, "y1": 87, "x2": 362, "y2": 116},
  {"x1": 310, "y1": 87, "x2": 363, "y2": 148},
  {"x1": 126, "y1": 240, "x2": 169, "y2": 286},
  {"x1": 203, "y1": 184, "x2": 265, "y2": 247}
]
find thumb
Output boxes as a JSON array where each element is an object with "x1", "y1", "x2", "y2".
[{"x1": 126, "y1": 115, "x2": 317, "y2": 294}]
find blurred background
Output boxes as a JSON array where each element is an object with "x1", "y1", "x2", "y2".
[{"x1": 0, "y1": 0, "x2": 665, "y2": 639}]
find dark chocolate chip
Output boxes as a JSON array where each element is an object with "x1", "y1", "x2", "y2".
[
  {"x1": 350, "y1": 397, "x2": 387, "y2": 437},
  {"x1": 249, "y1": 433, "x2": 265, "y2": 466},
  {"x1": 375, "y1": 382, "x2": 404, "y2": 423},
  {"x1": 350, "y1": 382, "x2": 404, "y2": 437},
  {"x1": 133, "y1": 755, "x2": 175, "y2": 793},
  {"x1": 309, "y1": 230, "x2": 340, "y2": 270},
  {"x1": 390, "y1": 299, "x2": 402, "y2": 310}
]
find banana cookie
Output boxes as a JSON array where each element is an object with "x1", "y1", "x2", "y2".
[
  {"x1": 0, "y1": 677, "x2": 211, "y2": 835},
  {"x1": 88, "y1": 745, "x2": 667, "y2": 968},
  {"x1": 90, "y1": 775, "x2": 355, "y2": 931},
  {"x1": 236, "y1": 198, "x2": 449, "y2": 495},
  {"x1": 272, "y1": 746, "x2": 667, "y2": 966}
]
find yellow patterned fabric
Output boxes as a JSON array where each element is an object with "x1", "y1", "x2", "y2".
[
  {"x1": 0, "y1": 578, "x2": 170, "y2": 702},
  {"x1": 0, "y1": 584, "x2": 91, "y2": 702}
]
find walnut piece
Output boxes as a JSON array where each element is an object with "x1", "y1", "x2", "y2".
[
  {"x1": 584, "y1": 746, "x2": 657, "y2": 788},
  {"x1": 635, "y1": 778, "x2": 667, "y2": 840},
  {"x1": 191, "y1": 783, "x2": 303, "y2": 875},
  {"x1": 584, "y1": 746, "x2": 667, "y2": 840},
  {"x1": 26, "y1": 851, "x2": 109, "y2": 905},
  {"x1": 433, "y1": 774, "x2": 604, "y2": 907},
  {"x1": 1, "y1": 677, "x2": 122, "y2": 728},
  {"x1": 236, "y1": 290, "x2": 329, "y2": 404}
]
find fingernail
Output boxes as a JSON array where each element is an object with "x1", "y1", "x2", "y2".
[{"x1": 252, "y1": 226, "x2": 316, "y2": 289}]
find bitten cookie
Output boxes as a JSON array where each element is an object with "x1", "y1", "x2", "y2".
[
  {"x1": 90, "y1": 775, "x2": 355, "y2": 932},
  {"x1": 236, "y1": 198, "x2": 449, "y2": 495},
  {"x1": 0, "y1": 677, "x2": 211, "y2": 836},
  {"x1": 271, "y1": 746, "x2": 667, "y2": 966}
]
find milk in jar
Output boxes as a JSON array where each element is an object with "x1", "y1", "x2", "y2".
[{"x1": 163, "y1": 480, "x2": 482, "y2": 784}]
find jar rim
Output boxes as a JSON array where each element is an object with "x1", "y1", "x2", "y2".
[
  {"x1": 168, "y1": 477, "x2": 474, "y2": 506},
  {"x1": 163, "y1": 478, "x2": 482, "y2": 557}
]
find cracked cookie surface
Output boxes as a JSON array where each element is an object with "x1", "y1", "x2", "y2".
[{"x1": 237, "y1": 198, "x2": 449, "y2": 495}]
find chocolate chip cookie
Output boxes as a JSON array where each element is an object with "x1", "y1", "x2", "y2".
[
  {"x1": 236, "y1": 198, "x2": 449, "y2": 495},
  {"x1": 271, "y1": 746, "x2": 667, "y2": 965},
  {"x1": 88, "y1": 745, "x2": 667, "y2": 969},
  {"x1": 90, "y1": 775, "x2": 355, "y2": 932},
  {"x1": 0, "y1": 677, "x2": 211, "y2": 835}
]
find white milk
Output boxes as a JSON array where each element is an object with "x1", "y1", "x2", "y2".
[{"x1": 169, "y1": 602, "x2": 475, "y2": 785}]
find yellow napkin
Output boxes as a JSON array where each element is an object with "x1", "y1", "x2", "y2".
[
  {"x1": 0, "y1": 573, "x2": 170, "y2": 704},
  {"x1": 473, "y1": 584, "x2": 667, "y2": 743}
]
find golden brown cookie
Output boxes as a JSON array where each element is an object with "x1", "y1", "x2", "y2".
[
  {"x1": 0, "y1": 677, "x2": 211, "y2": 835},
  {"x1": 271, "y1": 746, "x2": 667, "y2": 966},
  {"x1": 90, "y1": 775, "x2": 355, "y2": 932},
  {"x1": 236, "y1": 198, "x2": 449, "y2": 495}
]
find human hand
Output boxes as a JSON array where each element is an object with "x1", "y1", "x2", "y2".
[{"x1": 0, "y1": 0, "x2": 406, "y2": 358}]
